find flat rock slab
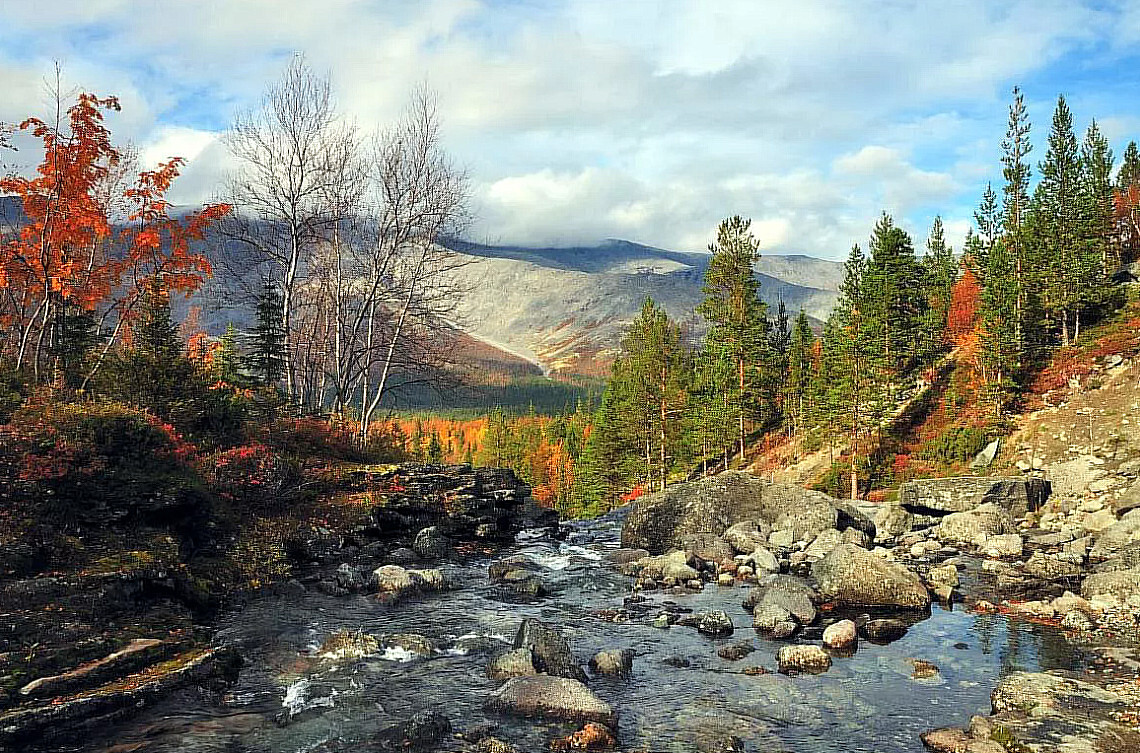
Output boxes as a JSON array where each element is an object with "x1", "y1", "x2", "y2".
[
  {"x1": 988, "y1": 671, "x2": 1136, "y2": 752},
  {"x1": 900, "y1": 477, "x2": 1050, "y2": 516},
  {"x1": 485, "y1": 676, "x2": 616, "y2": 726}
]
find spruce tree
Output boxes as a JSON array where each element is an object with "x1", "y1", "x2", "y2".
[
  {"x1": 215, "y1": 323, "x2": 242, "y2": 384},
  {"x1": 862, "y1": 212, "x2": 927, "y2": 389},
  {"x1": 973, "y1": 182, "x2": 1002, "y2": 270},
  {"x1": 1078, "y1": 119, "x2": 1115, "y2": 311},
  {"x1": 698, "y1": 216, "x2": 771, "y2": 461},
  {"x1": 247, "y1": 280, "x2": 287, "y2": 387},
  {"x1": 980, "y1": 239, "x2": 1020, "y2": 420}
]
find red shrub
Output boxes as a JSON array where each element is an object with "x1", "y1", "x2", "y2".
[{"x1": 202, "y1": 443, "x2": 296, "y2": 507}]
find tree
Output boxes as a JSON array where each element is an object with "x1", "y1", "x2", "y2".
[
  {"x1": 215, "y1": 323, "x2": 241, "y2": 384},
  {"x1": 785, "y1": 308, "x2": 814, "y2": 444},
  {"x1": 980, "y1": 239, "x2": 1020, "y2": 419},
  {"x1": 1000, "y1": 85, "x2": 1033, "y2": 362},
  {"x1": 247, "y1": 280, "x2": 287, "y2": 387},
  {"x1": 861, "y1": 212, "x2": 927, "y2": 389},
  {"x1": 219, "y1": 56, "x2": 356, "y2": 402},
  {"x1": 698, "y1": 216, "x2": 770, "y2": 461},
  {"x1": 973, "y1": 182, "x2": 1002, "y2": 271},
  {"x1": 0, "y1": 88, "x2": 226, "y2": 385},
  {"x1": 1032, "y1": 95, "x2": 1083, "y2": 345},
  {"x1": 921, "y1": 215, "x2": 957, "y2": 361},
  {"x1": 1118, "y1": 141, "x2": 1140, "y2": 191}
]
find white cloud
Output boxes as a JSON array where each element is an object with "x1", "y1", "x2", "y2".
[{"x1": 0, "y1": 0, "x2": 1138, "y2": 258}]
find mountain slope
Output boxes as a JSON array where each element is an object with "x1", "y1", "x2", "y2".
[{"x1": 444, "y1": 239, "x2": 841, "y2": 375}]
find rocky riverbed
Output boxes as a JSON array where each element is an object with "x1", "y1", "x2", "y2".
[{"x1": 4, "y1": 467, "x2": 1140, "y2": 752}]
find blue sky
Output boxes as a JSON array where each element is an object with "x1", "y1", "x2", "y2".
[{"x1": 3, "y1": 0, "x2": 1140, "y2": 259}]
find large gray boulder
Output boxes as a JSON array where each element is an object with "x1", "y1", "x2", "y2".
[
  {"x1": 812, "y1": 544, "x2": 930, "y2": 609},
  {"x1": 899, "y1": 477, "x2": 1049, "y2": 516},
  {"x1": 987, "y1": 671, "x2": 1133, "y2": 752},
  {"x1": 743, "y1": 575, "x2": 818, "y2": 626},
  {"x1": 1081, "y1": 566, "x2": 1140, "y2": 607},
  {"x1": 621, "y1": 471, "x2": 872, "y2": 553},
  {"x1": 936, "y1": 504, "x2": 1016, "y2": 547},
  {"x1": 1089, "y1": 509, "x2": 1140, "y2": 562},
  {"x1": 485, "y1": 676, "x2": 615, "y2": 726}
]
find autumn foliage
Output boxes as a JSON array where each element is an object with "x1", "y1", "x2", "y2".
[{"x1": 0, "y1": 91, "x2": 229, "y2": 381}]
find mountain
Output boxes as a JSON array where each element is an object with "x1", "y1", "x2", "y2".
[{"x1": 442, "y1": 239, "x2": 841, "y2": 376}]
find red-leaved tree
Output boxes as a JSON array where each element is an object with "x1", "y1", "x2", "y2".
[{"x1": 0, "y1": 91, "x2": 229, "y2": 385}]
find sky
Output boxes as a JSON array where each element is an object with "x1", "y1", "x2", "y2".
[{"x1": 4, "y1": 0, "x2": 1140, "y2": 260}]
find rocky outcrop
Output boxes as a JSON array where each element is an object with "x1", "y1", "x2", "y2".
[
  {"x1": 485, "y1": 676, "x2": 616, "y2": 726},
  {"x1": 812, "y1": 544, "x2": 930, "y2": 609},
  {"x1": 621, "y1": 471, "x2": 873, "y2": 554},
  {"x1": 899, "y1": 477, "x2": 1050, "y2": 517},
  {"x1": 369, "y1": 464, "x2": 554, "y2": 542}
]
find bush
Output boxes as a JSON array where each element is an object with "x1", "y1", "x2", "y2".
[
  {"x1": 916, "y1": 425, "x2": 988, "y2": 466},
  {"x1": 202, "y1": 443, "x2": 297, "y2": 509},
  {"x1": 264, "y1": 416, "x2": 374, "y2": 463},
  {"x1": 0, "y1": 400, "x2": 204, "y2": 525}
]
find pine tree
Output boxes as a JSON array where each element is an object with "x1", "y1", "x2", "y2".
[
  {"x1": 698, "y1": 216, "x2": 771, "y2": 461},
  {"x1": 974, "y1": 182, "x2": 1003, "y2": 270},
  {"x1": 50, "y1": 303, "x2": 101, "y2": 389},
  {"x1": 921, "y1": 215, "x2": 957, "y2": 363},
  {"x1": 1032, "y1": 94, "x2": 1082, "y2": 345},
  {"x1": 980, "y1": 239, "x2": 1020, "y2": 420},
  {"x1": 1078, "y1": 119, "x2": 1115, "y2": 314},
  {"x1": 247, "y1": 281, "x2": 287, "y2": 387},
  {"x1": 862, "y1": 212, "x2": 927, "y2": 389},
  {"x1": 833, "y1": 243, "x2": 873, "y2": 499},
  {"x1": 785, "y1": 309, "x2": 814, "y2": 444},
  {"x1": 1000, "y1": 85, "x2": 1033, "y2": 364},
  {"x1": 1119, "y1": 141, "x2": 1140, "y2": 190}
]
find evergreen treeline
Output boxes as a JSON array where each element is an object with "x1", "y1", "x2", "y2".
[{"x1": 577, "y1": 88, "x2": 1140, "y2": 511}]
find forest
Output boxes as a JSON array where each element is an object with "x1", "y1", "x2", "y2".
[{"x1": 2, "y1": 72, "x2": 1139, "y2": 522}]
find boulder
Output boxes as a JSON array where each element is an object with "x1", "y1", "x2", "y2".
[
  {"x1": 743, "y1": 547, "x2": 780, "y2": 575},
  {"x1": 680, "y1": 533, "x2": 736, "y2": 567},
  {"x1": 777, "y1": 645, "x2": 831, "y2": 674},
  {"x1": 589, "y1": 648, "x2": 634, "y2": 677},
  {"x1": 803, "y1": 528, "x2": 844, "y2": 560},
  {"x1": 861, "y1": 618, "x2": 909, "y2": 643},
  {"x1": 743, "y1": 576, "x2": 818, "y2": 626},
  {"x1": 485, "y1": 676, "x2": 615, "y2": 726},
  {"x1": 622, "y1": 471, "x2": 857, "y2": 554},
  {"x1": 980, "y1": 533, "x2": 1023, "y2": 558},
  {"x1": 1089, "y1": 509, "x2": 1140, "y2": 561},
  {"x1": 628, "y1": 550, "x2": 700, "y2": 583},
  {"x1": 986, "y1": 671, "x2": 1135, "y2": 751},
  {"x1": 723, "y1": 521, "x2": 771, "y2": 554},
  {"x1": 752, "y1": 603, "x2": 798, "y2": 638},
  {"x1": 936, "y1": 505, "x2": 1016, "y2": 547},
  {"x1": 486, "y1": 648, "x2": 538, "y2": 680},
  {"x1": 970, "y1": 439, "x2": 1001, "y2": 470},
  {"x1": 376, "y1": 711, "x2": 451, "y2": 750},
  {"x1": 822, "y1": 619, "x2": 858, "y2": 651},
  {"x1": 413, "y1": 526, "x2": 453, "y2": 559},
  {"x1": 1023, "y1": 552, "x2": 1081, "y2": 580},
  {"x1": 514, "y1": 619, "x2": 587, "y2": 683},
  {"x1": 1081, "y1": 566, "x2": 1140, "y2": 606},
  {"x1": 874, "y1": 504, "x2": 913, "y2": 541},
  {"x1": 697, "y1": 611, "x2": 735, "y2": 637},
  {"x1": 899, "y1": 477, "x2": 1049, "y2": 516},
  {"x1": 812, "y1": 544, "x2": 930, "y2": 609},
  {"x1": 927, "y1": 564, "x2": 959, "y2": 588},
  {"x1": 605, "y1": 548, "x2": 650, "y2": 566},
  {"x1": 334, "y1": 563, "x2": 368, "y2": 591}
]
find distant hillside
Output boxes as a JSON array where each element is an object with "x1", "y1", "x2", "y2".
[{"x1": 443, "y1": 239, "x2": 842, "y2": 375}]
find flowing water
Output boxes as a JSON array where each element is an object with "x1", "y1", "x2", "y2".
[{"x1": 70, "y1": 511, "x2": 1091, "y2": 753}]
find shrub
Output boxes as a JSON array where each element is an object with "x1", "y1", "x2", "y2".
[
  {"x1": 264, "y1": 416, "x2": 373, "y2": 463},
  {"x1": 203, "y1": 443, "x2": 297, "y2": 509},
  {"x1": 0, "y1": 400, "x2": 203, "y2": 525},
  {"x1": 916, "y1": 425, "x2": 988, "y2": 466}
]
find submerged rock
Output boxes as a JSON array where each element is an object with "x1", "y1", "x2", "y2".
[
  {"x1": 589, "y1": 648, "x2": 634, "y2": 677},
  {"x1": 777, "y1": 645, "x2": 831, "y2": 674},
  {"x1": 861, "y1": 619, "x2": 909, "y2": 644},
  {"x1": 486, "y1": 648, "x2": 538, "y2": 680},
  {"x1": 485, "y1": 676, "x2": 616, "y2": 726},
  {"x1": 376, "y1": 711, "x2": 451, "y2": 750}
]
